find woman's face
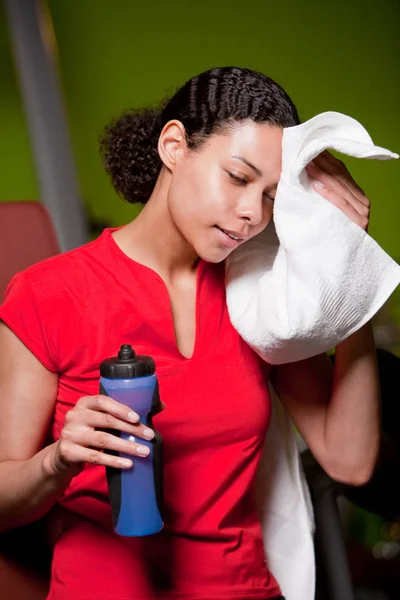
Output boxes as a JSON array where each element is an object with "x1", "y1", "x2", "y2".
[{"x1": 164, "y1": 120, "x2": 283, "y2": 263}]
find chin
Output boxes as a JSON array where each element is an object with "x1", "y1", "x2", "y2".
[{"x1": 197, "y1": 247, "x2": 231, "y2": 264}]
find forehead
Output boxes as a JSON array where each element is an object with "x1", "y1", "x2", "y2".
[{"x1": 205, "y1": 121, "x2": 283, "y2": 178}]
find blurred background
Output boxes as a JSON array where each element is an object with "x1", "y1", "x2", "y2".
[{"x1": 1, "y1": 0, "x2": 399, "y2": 598}]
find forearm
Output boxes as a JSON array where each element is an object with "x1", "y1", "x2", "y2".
[
  {"x1": 0, "y1": 442, "x2": 78, "y2": 533},
  {"x1": 324, "y1": 321, "x2": 381, "y2": 484}
]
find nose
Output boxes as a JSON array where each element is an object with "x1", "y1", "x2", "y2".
[{"x1": 235, "y1": 193, "x2": 264, "y2": 226}]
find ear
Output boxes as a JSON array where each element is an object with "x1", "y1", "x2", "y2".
[{"x1": 158, "y1": 120, "x2": 187, "y2": 172}]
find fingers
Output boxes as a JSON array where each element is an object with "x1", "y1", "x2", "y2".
[
  {"x1": 79, "y1": 394, "x2": 141, "y2": 424},
  {"x1": 309, "y1": 182, "x2": 369, "y2": 230},
  {"x1": 306, "y1": 159, "x2": 370, "y2": 231},
  {"x1": 57, "y1": 394, "x2": 160, "y2": 472},
  {"x1": 61, "y1": 424, "x2": 151, "y2": 459},
  {"x1": 69, "y1": 404, "x2": 154, "y2": 441},
  {"x1": 313, "y1": 151, "x2": 369, "y2": 206},
  {"x1": 57, "y1": 438, "x2": 134, "y2": 470}
]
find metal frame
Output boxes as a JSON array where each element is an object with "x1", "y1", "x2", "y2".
[{"x1": 4, "y1": 0, "x2": 88, "y2": 251}]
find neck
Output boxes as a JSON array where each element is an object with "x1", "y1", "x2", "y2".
[{"x1": 113, "y1": 168, "x2": 199, "y2": 283}]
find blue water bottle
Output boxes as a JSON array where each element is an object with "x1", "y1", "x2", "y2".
[{"x1": 100, "y1": 344, "x2": 163, "y2": 536}]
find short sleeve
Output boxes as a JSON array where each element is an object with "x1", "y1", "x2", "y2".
[{"x1": 0, "y1": 272, "x2": 57, "y2": 372}]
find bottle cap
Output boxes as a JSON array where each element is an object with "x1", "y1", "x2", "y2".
[{"x1": 100, "y1": 344, "x2": 155, "y2": 379}]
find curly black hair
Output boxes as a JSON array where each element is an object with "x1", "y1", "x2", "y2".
[{"x1": 100, "y1": 67, "x2": 299, "y2": 204}]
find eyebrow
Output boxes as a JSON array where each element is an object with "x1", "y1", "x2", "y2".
[{"x1": 230, "y1": 155, "x2": 263, "y2": 177}]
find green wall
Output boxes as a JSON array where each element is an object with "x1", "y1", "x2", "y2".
[{"x1": 1, "y1": 0, "x2": 399, "y2": 256}]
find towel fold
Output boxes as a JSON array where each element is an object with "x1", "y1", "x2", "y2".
[{"x1": 226, "y1": 111, "x2": 400, "y2": 365}]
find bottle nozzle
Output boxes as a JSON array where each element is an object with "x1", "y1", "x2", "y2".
[{"x1": 118, "y1": 344, "x2": 136, "y2": 360}]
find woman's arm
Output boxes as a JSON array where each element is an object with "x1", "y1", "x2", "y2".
[
  {"x1": 0, "y1": 323, "x2": 157, "y2": 533},
  {"x1": 270, "y1": 149, "x2": 383, "y2": 485},
  {"x1": 270, "y1": 321, "x2": 380, "y2": 486},
  {"x1": 0, "y1": 323, "x2": 76, "y2": 532}
]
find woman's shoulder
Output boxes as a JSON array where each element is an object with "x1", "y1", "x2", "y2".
[
  {"x1": 13, "y1": 229, "x2": 113, "y2": 297},
  {"x1": 26, "y1": 231, "x2": 108, "y2": 277},
  {"x1": 0, "y1": 231, "x2": 115, "y2": 371}
]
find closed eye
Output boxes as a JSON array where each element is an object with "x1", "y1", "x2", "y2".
[
  {"x1": 227, "y1": 172, "x2": 247, "y2": 184},
  {"x1": 263, "y1": 192, "x2": 275, "y2": 202},
  {"x1": 228, "y1": 171, "x2": 275, "y2": 202}
]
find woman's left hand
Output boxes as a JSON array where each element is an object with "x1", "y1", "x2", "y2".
[{"x1": 306, "y1": 150, "x2": 370, "y2": 232}]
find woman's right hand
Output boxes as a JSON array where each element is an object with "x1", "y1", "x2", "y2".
[{"x1": 48, "y1": 395, "x2": 159, "y2": 476}]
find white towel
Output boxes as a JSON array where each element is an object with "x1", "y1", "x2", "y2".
[
  {"x1": 254, "y1": 386, "x2": 315, "y2": 600},
  {"x1": 227, "y1": 112, "x2": 400, "y2": 600},
  {"x1": 226, "y1": 111, "x2": 400, "y2": 365}
]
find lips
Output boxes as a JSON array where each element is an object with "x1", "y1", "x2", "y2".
[
  {"x1": 217, "y1": 227, "x2": 244, "y2": 241},
  {"x1": 214, "y1": 226, "x2": 247, "y2": 249}
]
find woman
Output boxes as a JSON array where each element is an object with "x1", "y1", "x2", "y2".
[{"x1": 0, "y1": 67, "x2": 380, "y2": 600}]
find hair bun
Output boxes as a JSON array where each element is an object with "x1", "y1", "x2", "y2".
[{"x1": 100, "y1": 108, "x2": 162, "y2": 204}]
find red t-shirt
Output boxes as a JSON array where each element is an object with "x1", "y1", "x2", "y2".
[{"x1": 0, "y1": 228, "x2": 281, "y2": 600}]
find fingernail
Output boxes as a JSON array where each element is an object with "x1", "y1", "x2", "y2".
[
  {"x1": 128, "y1": 411, "x2": 139, "y2": 422},
  {"x1": 137, "y1": 446, "x2": 150, "y2": 457},
  {"x1": 314, "y1": 181, "x2": 325, "y2": 189},
  {"x1": 119, "y1": 458, "x2": 132, "y2": 468},
  {"x1": 143, "y1": 428, "x2": 155, "y2": 440}
]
